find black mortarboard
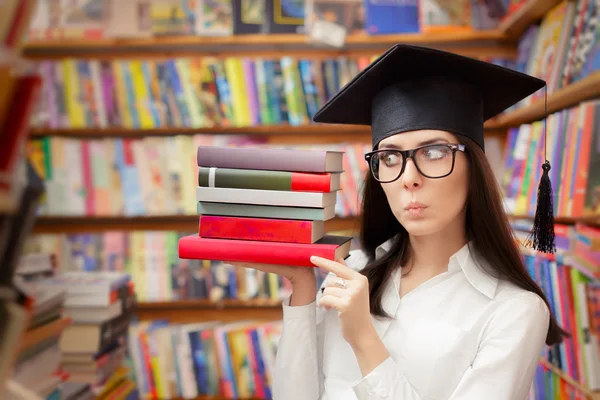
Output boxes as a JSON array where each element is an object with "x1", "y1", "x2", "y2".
[
  {"x1": 313, "y1": 44, "x2": 556, "y2": 254},
  {"x1": 313, "y1": 44, "x2": 545, "y2": 151}
]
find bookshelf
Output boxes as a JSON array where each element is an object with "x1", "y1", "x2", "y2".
[
  {"x1": 22, "y1": 31, "x2": 516, "y2": 60},
  {"x1": 32, "y1": 215, "x2": 361, "y2": 235},
  {"x1": 539, "y1": 358, "x2": 599, "y2": 399},
  {"x1": 20, "y1": 0, "x2": 563, "y2": 60},
  {"x1": 23, "y1": 71, "x2": 600, "y2": 143},
  {"x1": 135, "y1": 299, "x2": 282, "y2": 323},
  {"x1": 489, "y1": 72, "x2": 600, "y2": 128},
  {"x1": 509, "y1": 214, "x2": 600, "y2": 228},
  {"x1": 497, "y1": 0, "x2": 562, "y2": 38},
  {"x1": 31, "y1": 214, "x2": 599, "y2": 236},
  {"x1": 17, "y1": 0, "x2": 600, "y2": 398}
]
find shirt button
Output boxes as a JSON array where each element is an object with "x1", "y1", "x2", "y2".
[{"x1": 379, "y1": 388, "x2": 388, "y2": 397}]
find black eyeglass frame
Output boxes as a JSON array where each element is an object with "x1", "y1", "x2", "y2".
[{"x1": 364, "y1": 143, "x2": 467, "y2": 183}]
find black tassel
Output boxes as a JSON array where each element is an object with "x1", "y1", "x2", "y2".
[
  {"x1": 526, "y1": 160, "x2": 556, "y2": 254},
  {"x1": 525, "y1": 84, "x2": 555, "y2": 254}
]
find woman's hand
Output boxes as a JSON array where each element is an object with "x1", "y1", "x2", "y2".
[
  {"x1": 311, "y1": 256, "x2": 379, "y2": 352},
  {"x1": 230, "y1": 261, "x2": 317, "y2": 306}
]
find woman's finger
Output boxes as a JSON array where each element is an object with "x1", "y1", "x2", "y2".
[
  {"x1": 318, "y1": 294, "x2": 347, "y2": 311},
  {"x1": 323, "y1": 274, "x2": 354, "y2": 290},
  {"x1": 321, "y1": 286, "x2": 347, "y2": 298},
  {"x1": 311, "y1": 256, "x2": 355, "y2": 279}
]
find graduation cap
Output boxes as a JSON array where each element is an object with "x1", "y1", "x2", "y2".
[{"x1": 313, "y1": 44, "x2": 556, "y2": 254}]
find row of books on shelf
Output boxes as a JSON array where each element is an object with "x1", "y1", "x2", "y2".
[
  {"x1": 26, "y1": 135, "x2": 369, "y2": 218},
  {"x1": 2, "y1": 257, "x2": 140, "y2": 399},
  {"x1": 520, "y1": 0, "x2": 600, "y2": 98},
  {"x1": 25, "y1": 0, "x2": 517, "y2": 42},
  {"x1": 512, "y1": 221, "x2": 600, "y2": 394},
  {"x1": 128, "y1": 318, "x2": 283, "y2": 399},
  {"x1": 28, "y1": 54, "x2": 514, "y2": 131},
  {"x1": 21, "y1": 228, "x2": 355, "y2": 303},
  {"x1": 23, "y1": 0, "x2": 600, "y2": 134},
  {"x1": 502, "y1": 100, "x2": 600, "y2": 219}
]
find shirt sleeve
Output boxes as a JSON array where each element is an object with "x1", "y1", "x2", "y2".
[
  {"x1": 351, "y1": 291, "x2": 550, "y2": 400},
  {"x1": 271, "y1": 275, "x2": 330, "y2": 400}
]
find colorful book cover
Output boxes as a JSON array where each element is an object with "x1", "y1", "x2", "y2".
[
  {"x1": 196, "y1": 0, "x2": 233, "y2": 35},
  {"x1": 265, "y1": 0, "x2": 305, "y2": 33},
  {"x1": 419, "y1": 0, "x2": 472, "y2": 32},
  {"x1": 150, "y1": 0, "x2": 196, "y2": 36},
  {"x1": 583, "y1": 102, "x2": 600, "y2": 216},
  {"x1": 366, "y1": 0, "x2": 419, "y2": 34},
  {"x1": 232, "y1": 0, "x2": 265, "y2": 34}
]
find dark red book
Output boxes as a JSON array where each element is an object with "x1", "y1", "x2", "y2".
[
  {"x1": 0, "y1": 74, "x2": 42, "y2": 175},
  {"x1": 178, "y1": 235, "x2": 353, "y2": 267},
  {"x1": 199, "y1": 215, "x2": 325, "y2": 243}
]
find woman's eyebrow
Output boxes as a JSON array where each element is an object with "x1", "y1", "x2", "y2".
[{"x1": 380, "y1": 138, "x2": 450, "y2": 150}]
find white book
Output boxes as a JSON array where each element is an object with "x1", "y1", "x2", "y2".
[{"x1": 196, "y1": 186, "x2": 337, "y2": 208}]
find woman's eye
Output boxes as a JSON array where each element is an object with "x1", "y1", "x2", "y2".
[
  {"x1": 423, "y1": 147, "x2": 449, "y2": 160},
  {"x1": 379, "y1": 152, "x2": 401, "y2": 166}
]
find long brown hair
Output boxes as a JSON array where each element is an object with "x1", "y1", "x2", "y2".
[{"x1": 358, "y1": 135, "x2": 567, "y2": 346}]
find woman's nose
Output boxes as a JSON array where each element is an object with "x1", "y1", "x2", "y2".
[{"x1": 401, "y1": 159, "x2": 422, "y2": 190}]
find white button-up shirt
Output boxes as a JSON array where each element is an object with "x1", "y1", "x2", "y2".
[{"x1": 272, "y1": 239, "x2": 550, "y2": 400}]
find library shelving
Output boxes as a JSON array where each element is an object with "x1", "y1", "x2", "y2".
[
  {"x1": 18, "y1": 0, "x2": 600, "y2": 398},
  {"x1": 509, "y1": 214, "x2": 600, "y2": 228},
  {"x1": 497, "y1": 0, "x2": 561, "y2": 38},
  {"x1": 31, "y1": 215, "x2": 361, "y2": 235},
  {"x1": 489, "y1": 71, "x2": 600, "y2": 128},
  {"x1": 23, "y1": 64, "x2": 600, "y2": 147},
  {"x1": 540, "y1": 359, "x2": 600, "y2": 400},
  {"x1": 22, "y1": 31, "x2": 516, "y2": 60},
  {"x1": 20, "y1": 0, "x2": 562, "y2": 61},
  {"x1": 135, "y1": 299, "x2": 282, "y2": 324},
  {"x1": 30, "y1": 214, "x2": 600, "y2": 236},
  {"x1": 29, "y1": 124, "x2": 373, "y2": 139}
]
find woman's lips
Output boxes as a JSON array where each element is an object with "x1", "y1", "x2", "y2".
[{"x1": 404, "y1": 202, "x2": 427, "y2": 217}]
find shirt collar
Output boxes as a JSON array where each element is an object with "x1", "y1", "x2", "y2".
[{"x1": 374, "y1": 238, "x2": 499, "y2": 300}]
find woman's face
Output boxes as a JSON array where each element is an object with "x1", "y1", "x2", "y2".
[{"x1": 377, "y1": 130, "x2": 469, "y2": 237}]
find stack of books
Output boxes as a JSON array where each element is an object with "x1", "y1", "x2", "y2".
[
  {"x1": 34, "y1": 271, "x2": 138, "y2": 399},
  {"x1": 6, "y1": 264, "x2": 69, "y2": 400},
  {"x1": 178, "y1": 146, "x2": 353, "y2": 266}
]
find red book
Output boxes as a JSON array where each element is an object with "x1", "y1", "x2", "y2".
[
  {"x1": 199, "y1": 215, "x2": 324, "y2": 243},
  {"x1": 0, "y1": 74, "x2": 42, "y2": 175},
  {"x1": 178, "y1": 235, "x2": 353, "y2": 267}
]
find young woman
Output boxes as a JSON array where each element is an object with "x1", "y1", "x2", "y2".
[{"x1": 234, "y1": 44, "x2": 566, "y2": 399}]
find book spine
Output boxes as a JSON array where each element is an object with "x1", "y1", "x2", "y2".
[
  {"x1": 178, "y1": 235, "x2": 341, "y2": 266},
  {"x1": 198, "y1": 167, "x2": 334, "y2": 192},
  {"x1": 199, "y1": 215, "x2": 321, "y2": 243},
  {"x1": 196, "y1": 186, "x2": 335, "y2": 208},
  {"x1": 196, "y1": 147, "x2": 330, "y2": 172}
]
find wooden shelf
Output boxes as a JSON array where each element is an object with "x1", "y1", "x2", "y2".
[
  {"x1": 22, "y1": 31, "x2": 517, "y2": 59},
  {"x1": 509, "y1": 213, "x2": 600, "y2": 227},
  {"x1": 539, "y1": 358, "x2": 598, "y2": 398},
  {"x1": 170, "y1": 397, "x2": 261, "y2": 400},
  {"x1": 135, "y1": 299, "x2": 283, "y2": 323},
  {"x1": 28, "y1": 125, "x2": 507, "y2": 142},
  {"x1": 498, "y1": 0, "x2": 562, "y2": 39},
  {"x1": 32, "y1": 215, "x2": 360, "y2": 234},
  {"x1": 29, "y1": 124, "x2": 372, "y2": 139},
  {"x1": 488, "y1": 72, "x2": 600, "y2": 128},
  {"x1": 18, "y1": 316, "x2": 71, "y2": 353}
]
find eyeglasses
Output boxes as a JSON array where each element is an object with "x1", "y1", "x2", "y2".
[{"x1": 364, "y1": 143, "x2": 466, "y2": 183}]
